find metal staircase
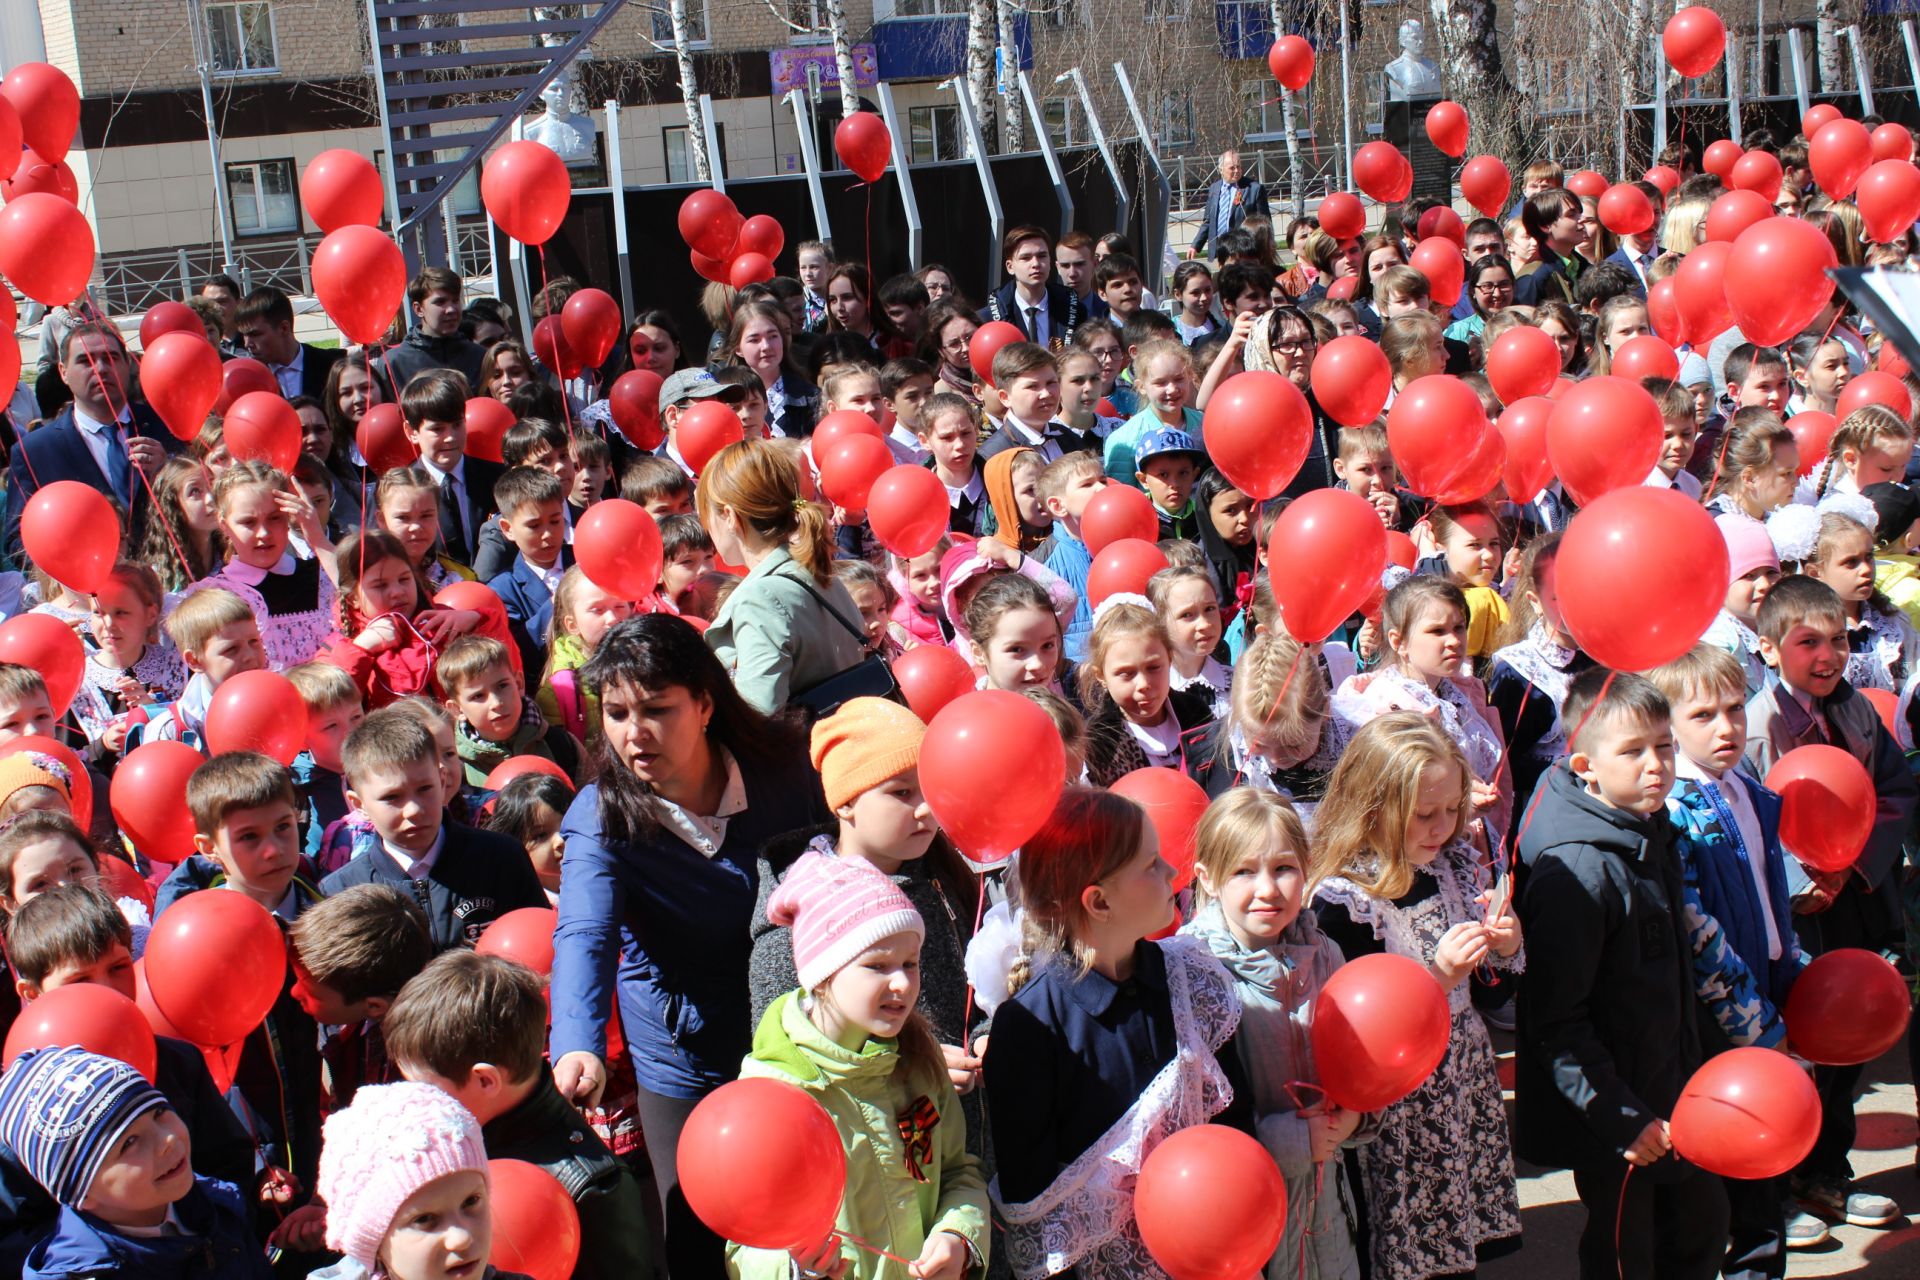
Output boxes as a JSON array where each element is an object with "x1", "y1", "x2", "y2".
[{"x1": 365, "y1": 0, "x2": 631, "y2": 268}]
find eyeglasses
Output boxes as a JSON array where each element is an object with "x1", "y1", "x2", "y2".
[
  {"x1": 1474, "y1": 280, "x2": 1514, "y2": 294},
  {"x1": 1272, "y1": 339, "x2": 1311, "y2": 355}
]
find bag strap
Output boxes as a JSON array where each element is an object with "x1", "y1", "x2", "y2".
[{"x1": 791, "y1": 574, "x2": 880, "y2": 655}]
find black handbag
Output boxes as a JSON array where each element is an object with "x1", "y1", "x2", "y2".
[{"x1": 787, "y1": 577, "x2": 903, "y2": 719}]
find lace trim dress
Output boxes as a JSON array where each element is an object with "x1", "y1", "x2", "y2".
[{"x1": 198, "y1": 556, "x2": 338, "y2": 672}]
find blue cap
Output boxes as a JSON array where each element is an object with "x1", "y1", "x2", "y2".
[
  {"x1": 0, "y1": 1047, "x2": 167, "y2": 1206},
  {"x1": 1134, "y1": 426, "x2": 1205, "y2": 469}
]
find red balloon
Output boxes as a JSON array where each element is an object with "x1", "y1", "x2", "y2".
[
  {"x1": 0, "y1": 150, "x2": 74, "y2": 203},
  {"x1": 676, "y1": 401, "x2": 745, "y2": 476},
  {"x1": 475, "y1": 907, "x2": 560, "y2": 976},
  {"x1": 488, "y1": 1159, "x2": 582, "y2": 1280},
  {"x1": 968, "y1": 320, "x2": 1026, "y2": 386},
  {"x1": 1836, "y1": 369, "x2": 1913, "y2": 421},
  {"x1": 481, "y1": 140, "x2": 571, "y2": 246},
  {"x1": 532, "y1": 315, "x2": 582, "y2": 381},
  {"x1": 1311, "y1": 336, "x2": 1392, "y2": 427},
  {"x1": 1200, "y1": 370, "x2": 1313, "y2": 499},
  {"x1": 1703, "y1": 189, "x2": 1775, "y2": 244},
  {"x1": 1546, "y1": 376, "x2": 1664, "y2": 506},
  {"x1": 834, "y1": 112, "x2": 892, "y2": 184},
  {"x1": 356, "y1": 403, "x2": 417, "y2": 473},
  {"x1": 312, "y1": 225, "x2": 405, "y2": 346},
  {"x1": 1424, "y1": 100, "x2": 1469, "y2": 158},
  {"x1": 922, "y1": 690, "x2": 1066, "y2": 862},
  {"x1": 204, "y1": 669, "x2": 309, "y2": 763},
  {"x1": 1784, "y1": 949, "x2": 1912, "y2": 1066},
  {"x1": 1135, "y1": 1125, "x2": 1288, "y2": 1280},
  {"x1": 1314, "y1": 952, "x2": 1451, "y2": 1110},
  {"x1": 1081, "y1": 483, "x2": 1160, "y2": 553},
  {"x1": 5, "y1": 985, "x2": 158, "y2": 1082},
  {"x1": 1417, "y1": 204, "x2": 1466, "y2": 248},
  {"x1": 144, "y1": 891, "x2": 285, "y2": 1046},
  {"x1": 1430, "y1": 420, "x2": 1506, "y2": 505},
  {"x1": 1353, "y1": 142, "x2": 1411, "y2": 204},
  {"x1": 866, "y1": 465, "x2": 949, "y2": 558},
  {"x1": 1557, "y1": 487, "x2": 1727, "y2": 669},
  {"x1": 1729, "y1": 150, "x2": 1784, "y2": 202},
  {"x1": 891, "y1": 646, "x2": 976, "y2": 722},
  {"x1": 728, "y1": 252, "x2": 775, "y2": 289},
  {"x1": 0, "y1": 736, "x2": 92, "y2": 832},
  {"x1": 1787, "y1": 410, "x2": 1838, "y2": 476},
  {"x1": 0, "y1": 63, "x2": 77, "y2": 161},
  {"x1": 680, "y1": 1079, "x2": 847, "y2": 1249},
  {"x1": 736, "y1": 214, "x2": 785, "y2": 261},
  {"x1": 1764, "y1": 744, "x2": 1875, "y2": 873},
  {"x1": 111, "y1": 741, "x2": 205, "y2": 858},
  {"x1": 1485, "y1": 327, "x2": 1562, "y2": 404},
  {"x1": 22, "y1": 480, "x2": 117, "y2": 595},
  {"x1": 609, "y1": 370, "x2": 665, "y2": 450},
  {"x1": 216, "y1": 357, "x2": 278, "y2": 415},
  {"x1": 1324, "y1": 276, "x2": 1358, "y2": 302},
  {"x1": 1388, "y1": 375, "x2": 1491, "y2": 496},
  {"x1": 0, "y1": 96, "x2": 20, "y2": 183},
  {"x1": 1670, "y1": 1048, "x2": 1821, "y2": 1180},
  {"x1": 1664, "y1": 6, "x2": 1727, "y2": 78},
  {"x1": 483, "y1": 756, "x2": 573, "y2": 793},
  {"x1": 678, "y1": 189, "x2": 742, "y2": 260},
  {"x1": 574, "y1": 499, "x2": 664, "y2": 602},
  {"x1": 1268, "y1": 35, "x2": 1315, "y2": 91},
  {"x1": 1110, "y1": 768, "x2": 1209, "y2": 891},
  {"x1": 1610, "y1": 335, "x2": 1680, "y2": 383},
  {"x1": 1810, "y1": 119, "x2": 1873, "y2": 199},
  {"x1": 690, "y1": 248, "x2": 732, "y2": 284},
  {"x1": 1643, "y1": 165, "x2": 1683, "y2": 197},
  {"x1": 817, "y1": 434, "x2": 894, "y2": 510},
  {"x1": 455, "y1": 397, "x2": 509, "y2": 465},
  {"x1": 1803, "y1": 104, "x2": 1843, "y2": 137},
  {"x1": 0, "y1": 613, "x2": 82, "y2": 716},
  {"x1": 300, "y1": 149, "x2": 383, "y2": 233},
  {"x1": 1863, "y1": 685, "x2": 1901, "y2": 734},
  {"x1": 1385, "y1": 531, "x2": 1418, "y2": 570},
  {"x1": 1598, "y1": 183, "x2": 1656, "y2": 236},
  {"x1": 0, "y1": 193, "x2": 92, "y2": 305},
  {"x1": 1266, "y1": 489, "x2": 1386, "y2": 644},
  {"x1": 560, "y1": 287, "x2": 622, "y2": 369},
  {"x1": 811, "y1": 410, "x2": 886, "y2": 452},
  {"x1": 1703, "y1": 139, "x2": 1744, "y2": 180},
  {"x1": 1871, "y1": 123, "x2": 1914, "y2": 164},
  {"x1": 1726, "y1": 217, "x2": 1837, "y2": 346},
  {"x1": 1566, "y1": 169, "x2": 1609, "y2": 199},
  {"x1": 1855, "y1": 159, "x2": 1920, "y2": 243},
  {"x1": 1316, "y1": 192, "x2": 1365, "y2": 241},
  {"x1": 1647, "y1": 277, "x2": 1687, "y2": 346},
  {"x1": 1498, "y1": 396, "x2": 1556, "y2": 505},
  {"x1": 1087, "y1": 538, "x2": 1169, "y2": 607},
  {"x1": 224, "y1": 391, "x2": 302, "y2": 472},
  {"x1": 1409, "y1": 236, "x2": 1464, "y2": 307},
  {"x1": 138, "y1": 302, "x2": 203, "y2": 351},
  {"x1": 1459, "y1": 155, "x2": 1511, "y2": 220},
  {"x1": 1674, "y1": 240, "x2": 1734, "y2": 345}
]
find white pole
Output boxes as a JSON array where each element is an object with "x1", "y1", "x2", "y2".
[
  {"x1": 1338, "y1": 0, "x2": 1354, "y2": 191},
  {"x1": 605, "y1": 99, "x2": 634, "y2": 320}
]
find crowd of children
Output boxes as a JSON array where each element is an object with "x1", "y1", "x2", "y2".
[{"x1": 0, "y1": 125, "x2": 1916, "y2": 1280}]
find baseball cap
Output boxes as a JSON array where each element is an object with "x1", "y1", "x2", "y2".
[
  {"x1": 1135, "y1": 426, "x2": 1206, "y2": 470},
  {"x1": 659, "y1": 368, "x2": 746, "y2": 413}
]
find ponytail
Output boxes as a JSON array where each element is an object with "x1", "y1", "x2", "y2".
[{"x1": 696, "y1": 438, "x2": 835, "y2": 586}]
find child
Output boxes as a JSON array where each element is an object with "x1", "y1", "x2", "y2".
[
  {"x1": 288, "y1": 883, "x2": 434, "y2": 1110},
  {"x1": 537, "y1": 566, "x2": 635, "y2": 746},
  {"x1": 1585, "y1": 294, "x2": 1651, "y2": 377},
  {"x1": 1193, "y1": 468, "x2": 1257, "y2": 623},
  {"x1": 570, "y1": 432, "x2": 614, "y2": 508},
  {"x1": 137, "y1": 456, "x2": 223, "y2": 591},
  {"x1": 980, "y1": 343, "x2": 1071, "y2": 463},
  {"x1": 321, "y1": 707, "x2": 547, "y2": 950},
  {"x1": 881, "y1": 356, "x2": 937, "y2": 462},
  {"x1": 1182, "y1": 789, "x2": 1368, "y2": 1280},
  {"x1": 1514, "y1": 670, "x2": 1730, "y2": 1279},
  {"x1": 619, "y1": 453, "x2": 696, "y2": 521},
  {"x1": 1057, "y1": 349, "x2": 1123, "y2": 446},
  {"x1": 1802, "y1": 508, "x2": 1919, "y2": 692},
  {"x1": 1133, "y1": 428, "x2": 1205, "y2": 542},
  {"x1": 1702, "y1": 515, "x2": 1781, "y2": 696},
  {"x1": 0, "y1": 811, "x2": 148, "y2": 945},
  {"x1": 1105, "y1": 339, "x2": 1204, "y2": 485},
  {"x1": 141, "y1": 587, "x2": 266, "y2": 748},
  {"x1": 1170, "y1": 261, "x2": 1219, "y2": 345},
  {"x1": 197, "y1": 461, "x2": 337, "y2": 671},
  {"x1": 1077, "y1": 599, "x2": 1213, "y2": 786},
  {"x1": 1187, "y1": 634, "x2": 1349, "y2": 824},
  {"x1": 1095, "y1": 252, "x2": 1147, "y2": 326},
  {"x1": 1797, "y1": 404, "x2": 1915, "y2": 504},
  {"x1": 486, "y1": 467, "x2": 574, "y2": 675},
  {"x1": 386, "y1": 951, "x2": 654, "y2": 1280},
  {"x1": 1148, "y1": 565, "x2": 1229, "y2": 717},
  {"x1": 1038, "y1": 451, "x2": 1110, "y2": 660},
  {"x1": 483, "y1": 771, "x2": 570, "y2": 901},
  {"x1": 399, "y1": 367, "x2": 499, "y2": 569},
  {"x1": 1646, "y1": 379, "x2": 1704, "y2": 500},
  {"x1": 375, "y1": 466, "x2": 477, "y2": 595},
  {"x1": 1332, "y1": 422, "x2": 1412, "y2": 531},
  {"x1": 711, "y1": 365, "x2": 771, "y2": 441},
  {"x1": 1425, "y1": 502, "x2": 1510, "y2": 664},
  {"x1": 1788, "y1": 331, "x2": 1852, "y2": 417},
  {"x1": 1311, "y1": 714, "x2": 1522, "y2": 1280},
  {"x1": 0, "y1": 1047, "x2": 272, "y2": 1280},
  {"x1": 918, "y1": 393, "x2": 989, "y2": 535},
  {"x1": 832, "y1": 560, "x2": 902, "y2": 659},
  {"x1": 963, "y1": 573, "x2": 1068, "y2": 695},
  {"x1": 737, "y1": 850, "x2": 989, "y2": 1280},
  {"x1": 984, "y1": 788, "x2": 1249, "y2": 1278},
  {"x1": 984, "y1": 447, "x2": 1054, "y2": 555},
  {"x1": 393, "y1": 697, "x2": 468, "y2": 822},
  {"x1": 660, "y1": 513, "x2": 716, "y2": 605},
  {"x1": 437, "y1": 635, "x2": 584, "y2": 792},
  {"x1": 154, "y1": 751, "x2": 321, "y2": 920},
  {"x1": 938, "y1": 537, "x2": 1077, "y2": 668},
  {"x1": 890, "y1": 538, "x2": 954, "y2": 651},
  {"x1": 1486, "y1": 533, "x2": 1594, "y2": 817},
  {"x1": 71, "y1": 562, "x2": 186, "y2": 759},
  {"x1": 287, "y1": 662, "x2": 365, "y2": 860},
  {"x1": 324, "y1": 529, "x2": 480, "y2": 709},
  {"x1": 1723, "y1": 343, "x2": 1794, "y2": 418}
]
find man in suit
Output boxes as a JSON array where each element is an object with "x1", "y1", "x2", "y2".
[
  {"x1": 980, "y1": 225, "x2": 1084, "y2": 351},
  {"x1": 236, "y1": 286, "x2": 344, "y2": 401},
  {"x1": 5, "y1": 322, "x2": 182, "y2": 566},
  {"x1": 1192, "y1": 150, "x2": 1270, "y2": 262},
  {"x1": 399, "y1": 368, "x2": 505, "y2": 567}
]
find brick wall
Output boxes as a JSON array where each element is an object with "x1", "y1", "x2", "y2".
[{"x1": 54, "y1": 0, "x2": 364, "y2": 97}]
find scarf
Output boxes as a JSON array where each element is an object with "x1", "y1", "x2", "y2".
[
  {"x1": 453, "y1": 696, "x2": 552, "y2": 776},
  {"x1": 984, "y1": 447, "x2": 1048, "y2": 554}
]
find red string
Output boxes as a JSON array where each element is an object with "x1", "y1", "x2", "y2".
[
  {"x1": 534, "y1": 243, "x2": 578, "y2": 450},
  {"x1": 1614, "y1": 1162, "x2": 1636, "y2": 1280},
  {"x1": 831, "y1": 1229, "x2": 915, "y2": 1268},
  {"x1": 960, "y1": 875, "x2": 988, "y2": 1033},
  {"x1": 1230, "y1": 644, "x2": 1307, "y2": 789}
]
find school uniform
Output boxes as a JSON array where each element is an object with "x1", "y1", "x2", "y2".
[
  {"x1": 489, "y1": 546, "x2": 576, "y2": 675},
  {"x1": 197, "y1": 552, "x2": 338, "y2": 672},
  {"x1": 319, "y1": 822, "x2": 548, "y2": 952}
]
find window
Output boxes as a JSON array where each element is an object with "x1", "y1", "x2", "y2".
[
  {"x1": 1241, "y1": 80, "x2": 1296, "y2": 140},
  {"x1": 908, "y1": 105, "x2": 962, "y2": 163},
  {"x1": 786, "y1": 0, "x2": 829, "y2": 36},
  {"x1": 228, "y1": 158, "x2": 298, "y2": 234},
  {"x1": 895, "y1": 0, "x2": 969, "y2": 13},
  {"x1": 206, "y1": 1, "x2": 277, "y2": 76},
  {"x1": 1042, "y1": 97, "x2": 1078, "y2": 149},
  {"x1": 1157, "y1": 93, "x2": 1194, "y2": 148},
  {"x1": 664, "y1": 125, "x2": 725, "y2": 183},
  {"x1": 648, "y1": 0, "x2": 709, "y2": 46}
]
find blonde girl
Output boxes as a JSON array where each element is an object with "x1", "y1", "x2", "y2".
[
  {"x1": 374, "y1": 465, "x2": 476, "y2": 593},
  {"x1": 1798, "y1": 404, "x2": 1915, "y2": 503},
  {"x1": 73, "y1": 562, "x2": 185, "y2": 756},
  {"x1": 1704, "y1": 410, "x2": 1799, "y2": 520},
  {"x1": 1788, "y1": 332, "x2": 1853, "y2": 416},
  {"x1": 1485, "y1": 533, "x2": 1589, "y2": 819},
  {"x1": 137, "y1": 456, "x2": 224, "y2": 591},
  {"x1": 197, "y1": 461, "x2": 337, "y2": 671},
  {"x1": 1105, "y1": 339, "x2": 1203, "y2": 483},
  {"x1": 964, "y1": 572, "x2": 1066, "y2": 695},
  {"x1": 1582, "y1": 295, "x2": 1651, "y2": 378},
  {"x1": 1189, "y1": 633, "x2": 1350, "y2": 826},
  {"x1": 1078, "y1": 599, "x2": 1214, "y2": 785},
  {"x1": 1803, "y1": 509, "x2": 1918, "y2": 691},
  {"x1": 1309, "y1": 713, "x2": 1522, "y2": 1280},
  {"x1": 536, "y1": 565, "x2": 636, "y2": 744},
  {"x1": 1182, "y1": 789, "x2": 1368, "y2": 1280},
  {"x1": 321, "y1": 529, "x2": 481, "y2": 708},
  {"x1": 983, "y1": 788, "x2": 1245, "y2": 1280},
  {"x1": 1424, "y1": 502, "x2": 1510, "y2": 664},
  {"x1": 1148, "y1": 565, "x2": 1230, "y2": 717}
]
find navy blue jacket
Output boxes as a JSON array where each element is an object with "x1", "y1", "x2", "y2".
[
  {"x1": 489, "y1": 546, "x2": 576, "y2": 676},
  {"x1": 980, "y1": 281, "x2": 1084, "y2": 348},
  {"x1": 320, "y1": 822, "x2": 545, "y2": 952},
  {"x1": 4, "y1": 402, "x2": 182, "y2": 567},
  {"x1": 23, "y1": 1177, "x2": 270, "y2": 1280}
]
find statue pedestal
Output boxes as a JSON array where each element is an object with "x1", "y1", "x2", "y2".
[{"x1": 1383, "y1": 94, "x2": 1452, "y2": 208}]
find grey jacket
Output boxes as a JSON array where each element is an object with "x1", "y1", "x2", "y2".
[{"x1": 704, "y1": 545, "x2": 866, "y2": 712}]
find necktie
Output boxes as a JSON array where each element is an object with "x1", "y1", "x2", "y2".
[
  {"x1": 1025, "y1": 306, "x2": 1041, "y2": 344},
  {"x1": 101, "y1": 424, "x2": 131, "y2": 505},
  {"x1": 1216, "y1": 185, "x2": 1233, "y2": 237},
  {"x1": 1539, "y1": 488, "x2": 1564, "y2": 531},
  {"x1": 438, "y1": 472, "x2": 468, "y2": 563}
]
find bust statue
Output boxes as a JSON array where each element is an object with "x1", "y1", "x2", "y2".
[
  {"x1": 526, "y1": 66, "x2": 597, "y2": 165},
  {"x1": 1384, "y1": 20, "x2": 1443, "y2": 101}
]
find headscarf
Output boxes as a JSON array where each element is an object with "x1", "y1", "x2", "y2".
[{"x1": 984, "y1": 447, "x2": 1048, "y2": 554}]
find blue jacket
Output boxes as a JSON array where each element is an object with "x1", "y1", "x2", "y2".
[
  {"x1": 3, "y1": 403, "x2": 182, "y2": 568},
  {"x1": 1042, "y1": 524, "x2": 1095, "y2": 662},
  {"x1": 23, "y1": 1177, "x2": 270, "y2": 1280},
  {"x1": 549, "y1": 751, "x2": 830, "y2": 1099},
  {"x1": 489, "y1": 547, "x2": 575, "y2": 675},
  {"x1": 320, "y1": 823, "x2": 546, "y2": 952},
  {"x1": 290, "y1": 752, "x2": 349, "y2": 860}
]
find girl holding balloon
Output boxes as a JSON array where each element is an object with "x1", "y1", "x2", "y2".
[
  {"x1": 1184, "y1": 634, "x2": 1350, "y2": 827},
  {"x1": 70, "y1": 561, "x2": 185, "y2": 756},
  {"x1": 320, "y1": 529, "x2": 485, "y2": 709},
  {"x1": 535, "y1": 566, "x2": 638, "y2": 746}
]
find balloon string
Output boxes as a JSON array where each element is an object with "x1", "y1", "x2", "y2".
[
  {"x1": 534, "y1": 243, "x2": 578, "y2": 451},
  {"x1": 1231, "y1": 643, "x2": 1307, "y2": 790},
  {"x1": 832, "y1": 1229, "x2": 915, "y2": 1268},
  {"x1": 1614, "y1": 1161, "x2": 1636, "y2": 1280},
  {"x1": 960, "y1": 874, "x2": 987, "y2": 1034}
]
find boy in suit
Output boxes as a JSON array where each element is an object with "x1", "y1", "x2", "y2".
[
  {"x1": 486, "y1": 466, "x2": 574, "y2": 673},
  {"x1": 400, "y1": 368, "x2": 503, "y2": 567}
]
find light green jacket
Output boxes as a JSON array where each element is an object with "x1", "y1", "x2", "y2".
[
  {"x1": 725, "y1": 991, "x2": 990, "y2": 1280},
  {"x1": 704, "y1": 546, "x2": 866, "y2": 713}
]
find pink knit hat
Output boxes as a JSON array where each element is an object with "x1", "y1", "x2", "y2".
[
  {"x1": 768, "y1": 850, "x2": 925, "y2": 991},
  {"x1": 1717, "y1": 513, "x2": 1779, "y2": 581},
  {"x1": 316, "y1": 1082, "x2": 490, "y2": 1266}
]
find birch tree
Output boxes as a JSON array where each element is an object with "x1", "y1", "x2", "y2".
[
  {"x1": 996, "y1": 0, "x2": 1023, "y2": 152},
  {"x1": 824, "y1": 0, "x2": 861, "y2": 121},
  {"x1": 967, "y1": 0, "x2": 995, "y2": 150},
  {"x1": 669, "y1": 0, "x2": 709, "y2": 180},
  {"x1": 1269, "y1": 0, "x2": 1303, "y2": 219},
  {"x1": 1816, "y1": 0, "x2": 1843, "y2": 90},
  {"x1": 1425, "y1": 0, "x2": 1516, "y2": 125}
]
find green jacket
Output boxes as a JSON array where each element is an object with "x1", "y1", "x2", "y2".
[
  {"x1": 725, "y1": 992, "x2": 989, "y2": 1280},
  {"x1": 704, "y1": 546, "x2": 867, "y2": 714},
  {"x1": 536, "y1": 632, "x2": 602, "y2": 746}
]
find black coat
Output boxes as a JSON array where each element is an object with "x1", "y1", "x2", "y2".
[
  {"x1": 320, "y1": 821, "x2": 547, "y2": 951},
  {"x1": 981, "y1": 280, "x2": 1085, "y2": 349}
]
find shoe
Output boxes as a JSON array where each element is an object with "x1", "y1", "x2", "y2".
[
  {"x1": 1794, "y1": 1174, "x2": 1903, "y2": 1228},
  {"x1": 1478, "y1": 1001, "x2": 1515, "y2": 1033},
  {"x1": 1785, "y1": 1210, "x2": 1831, "y2": 1249}
]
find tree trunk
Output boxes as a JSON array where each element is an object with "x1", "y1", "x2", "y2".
[
  {"x1": 1816, "y1": 0, "x2": 1843, "y2": 91},
  {"x1": 669, "y1": 0, "x2": 708, "y2": 181},
  {"x1": 825, "y1": 0, "x2": 860, "y2": 122},
  {"x1": 963, "y1": 0, "x2": 994, "y2": 154},
  {"x1": 1425, "y1": 0, "x2": 1514, "y2": 123},
  {"x1": 1270, "y1": 0, "x2": 1304, "y2": 218},
  {"x1": 996, "y1": 0, "x2": 1022, "y2": 152}
]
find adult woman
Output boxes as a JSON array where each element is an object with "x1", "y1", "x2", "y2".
[
  {"x1": 1362, "y1": 233, "x2": 1406, "y2": 303},
  {"x1": 824, "y1": 261, "x2": 905, "y2": 358},
  {"x1": 1576, "y1": 194, "x2": 1616, "y2": 266},
  {"x1": 479, "y1": 339, "x2": 536, "y2": 402},
  {"x1": 289, "y1": 394, "x2": 362, "y2": 531},
  {"x1": 1246, "y1": 305, "x2": 1339, "y2": 495},
  {"x1": 1275, "y1": 214, "x2": 1318, "y2": 298},
  {"x1": 719, "y1": 300, "x2": 817, "y2": 439},
  {"x1": 698, "y1": 439, "x2": 866, "y2": 712},
  {"x1": 920, "y1": 298, "x2": 982, "y2": 406},
  {"x1": 1445, "y1": 254, "x2": 1517, "y2": 344},
  {"x1": 917, "y1": 262, "x2": 958, "y2": 304},
  {"x1": 624, "y1": 309, "x2": 687, "y2": 380},
  {"x1": 551, "y1": 614, "x2": 829, "y2": 1279}
]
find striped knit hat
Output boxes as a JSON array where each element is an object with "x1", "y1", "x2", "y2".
[
  {"x1": 767, "y1": 850, "x2": 924, "y2": 991},
  {"x1": 0, "y1": 1047, "x2": 168, "y2": 1207}
]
